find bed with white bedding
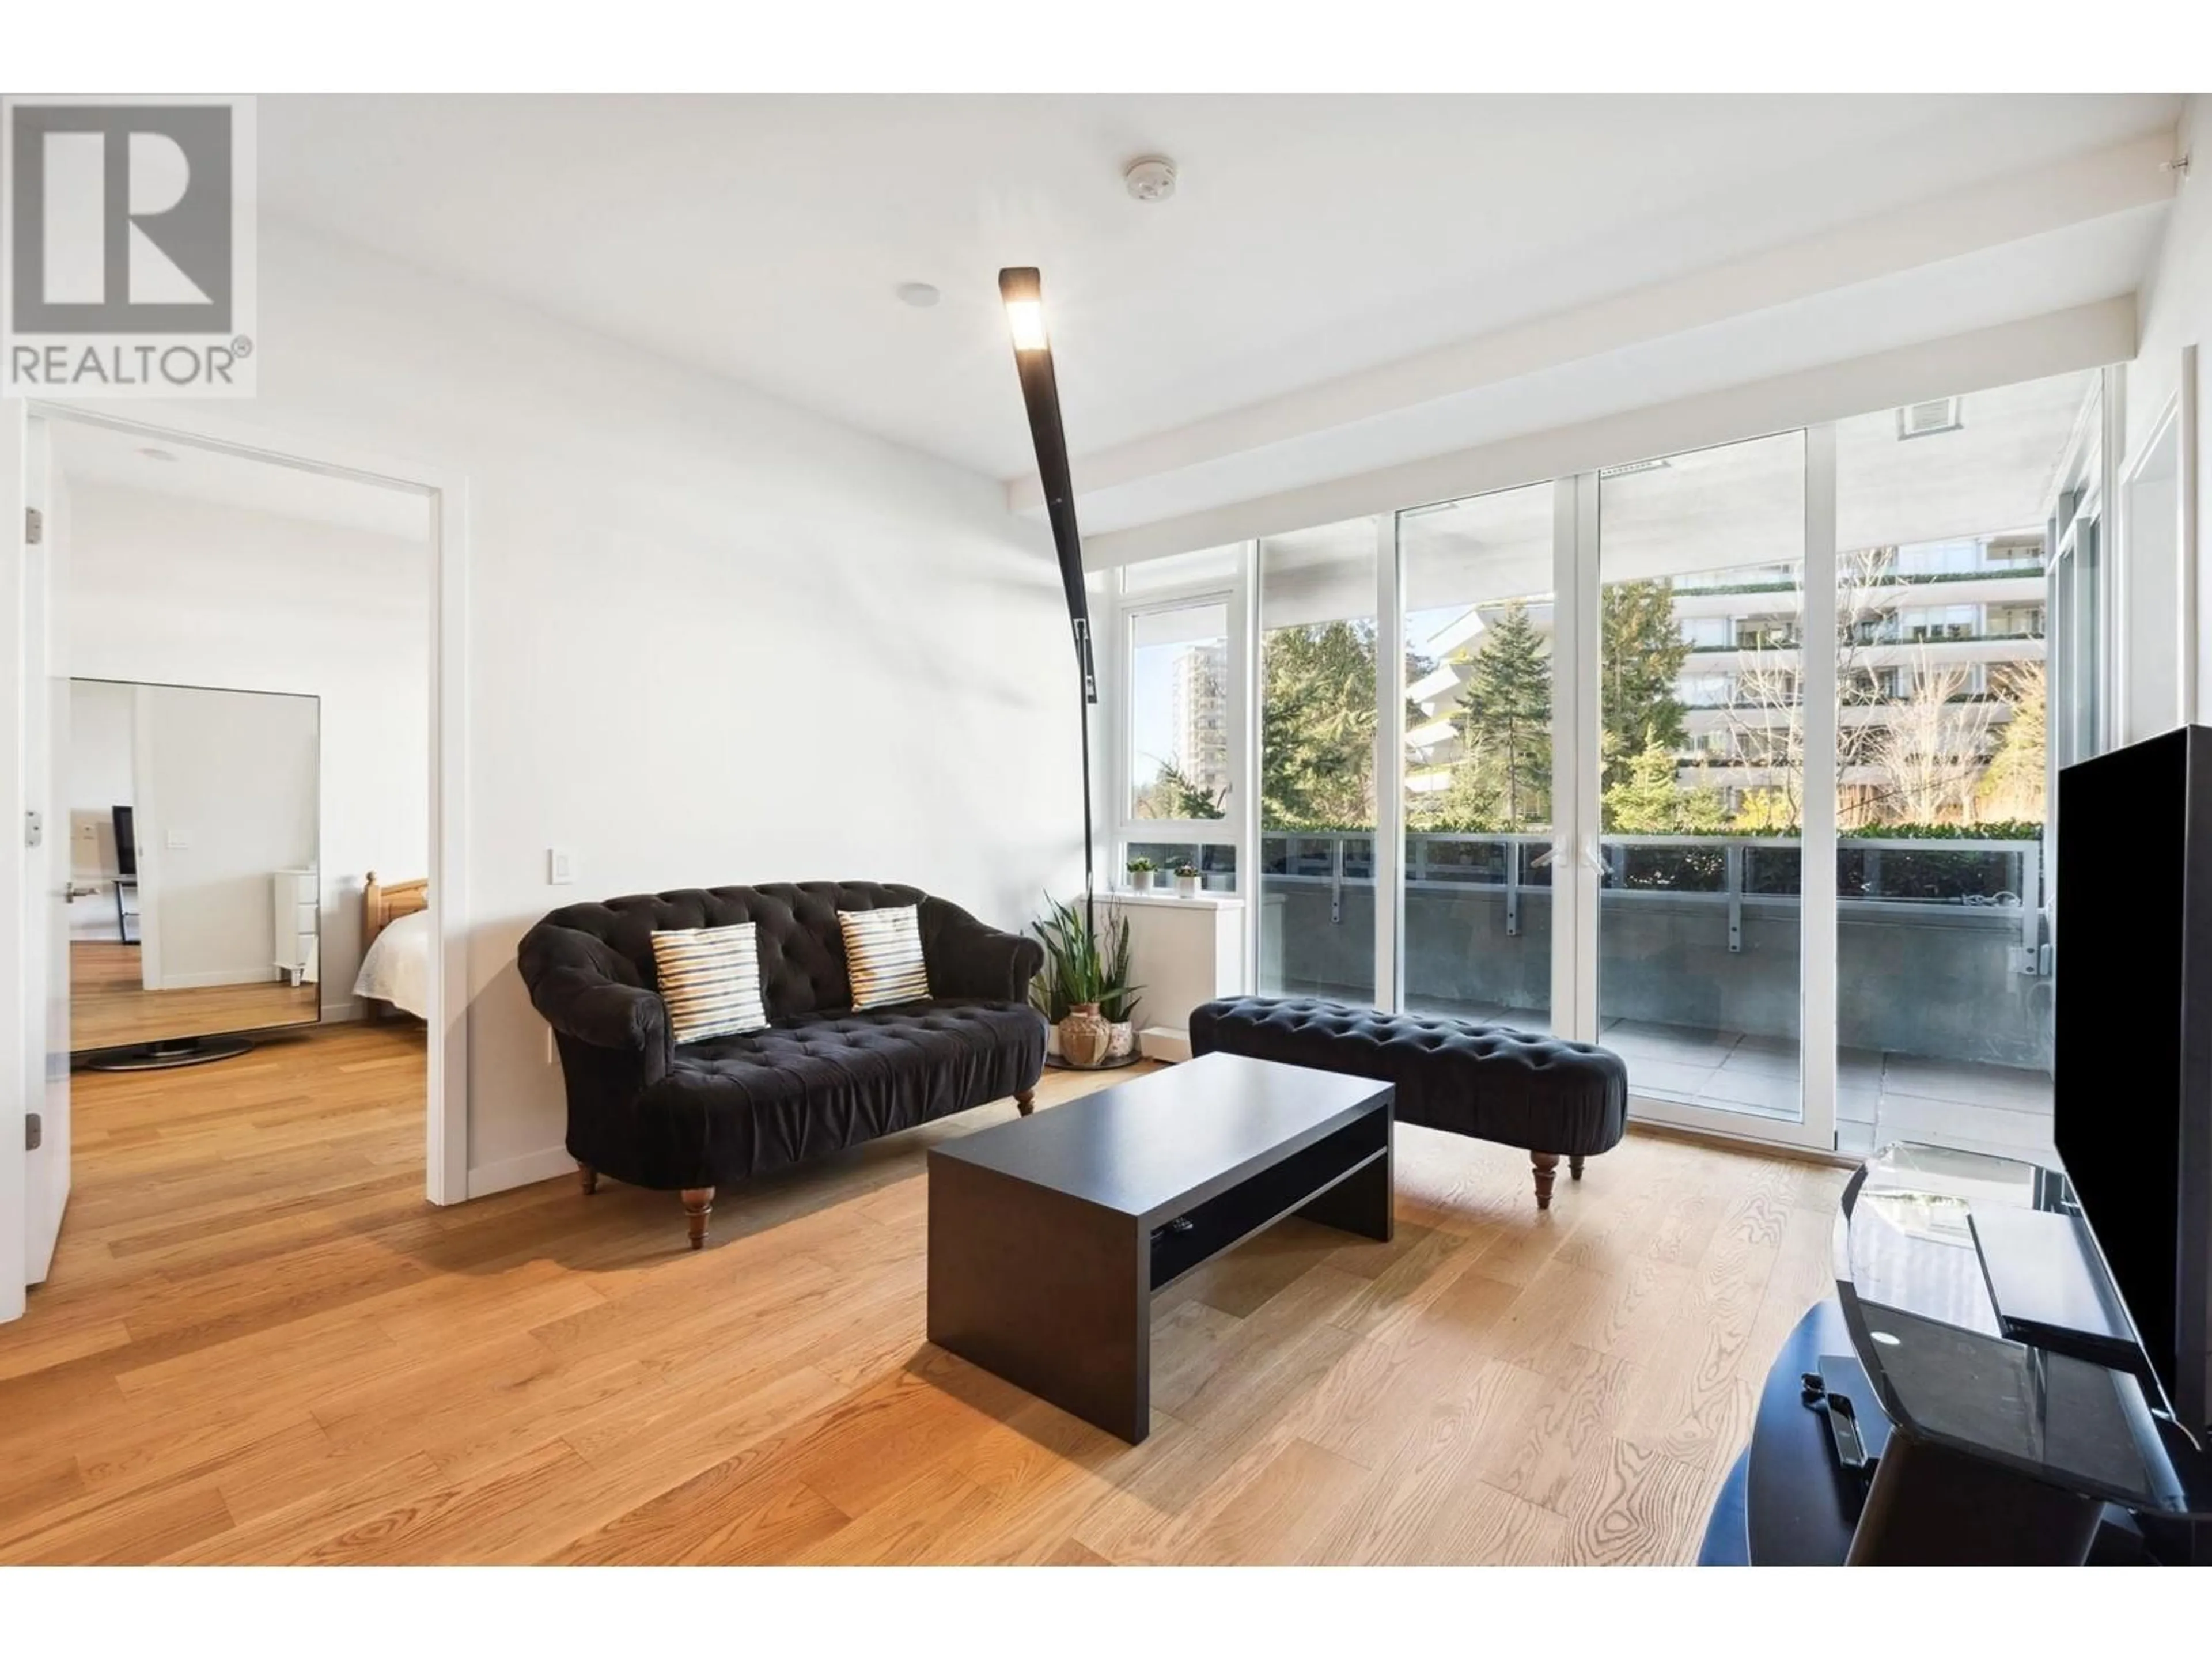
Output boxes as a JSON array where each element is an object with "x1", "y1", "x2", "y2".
[{"x1": 354, "y1": 872, "x2": 430, "y2": 1018}]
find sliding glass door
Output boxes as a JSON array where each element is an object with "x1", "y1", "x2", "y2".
[
  {"x1": 1398, "y1": 483, "x2": 1557, "y2": 1031},
  {"x1": 1593, "y1": 433, "x2": 1812, "y2": 1131},
  {"x1": 1112, "y1": 368, "x2": 2115, "y2": 1157}
]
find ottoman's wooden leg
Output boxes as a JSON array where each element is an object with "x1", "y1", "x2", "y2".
[
  {"x1": 1570, "y1": 1154, "x2": 1585, "y2": 1181},
  {"x1": 1014, "y1": 1088, "x2": 1035, "y2": 1117},
  {"x1": 578, "y1": 1163, "x2": 598, "y2": 1196},
  {"x1": 1532, "y1": 1152, "x2": 1560, "y2": 1210},
  {"x1": 681, "y1": 1187, "x2": 715, "y2": 1250}
]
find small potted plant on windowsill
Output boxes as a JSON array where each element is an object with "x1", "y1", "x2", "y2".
[
  {"x1": 1126, "y1": 856, "x2": 1155, "y2": 893},
  {"x1": 1173, "y1": 862, "x2": 1203, "y2": 898}
]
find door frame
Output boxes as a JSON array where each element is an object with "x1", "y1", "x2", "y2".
[
  {"x1": 2, "y1": 401, "x2": 471, "y2": 1310},
  {"x1": 3, "y1": 400, "x2": 28, "y2": 1317},
  {"x1": 1548, "y1": 428, "x2": 1842, "y2": 1154}
]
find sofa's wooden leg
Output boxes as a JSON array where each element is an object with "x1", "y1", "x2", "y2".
[
  {"x1": 1014, "y1": 1088, "x2": 1035, "y2": 1117},
  {"x1": 1569, "y1": 1154, "x2": 1585, "y2": 1181},
  {"x1": 1532, "y1": 1152, "x2": 1560, "y2": 1210},
  {"x1": 578, "y1": 1164, "x2": 598, "y2": 1196},
  {"x1": 681, "y1": 1187, "x2": 715, "y2": 1251}
]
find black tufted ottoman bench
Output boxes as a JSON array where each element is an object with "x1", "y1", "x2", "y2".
[{"x1": 1188, "y1": 997, "x2": 1629, "y2": 1209}]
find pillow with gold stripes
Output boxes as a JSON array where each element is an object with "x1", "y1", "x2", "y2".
[
  {"x1": 838, "y1": 904, "x2": 931, "y2": 1010},
  {"x1": 650, "y1": 922, "x2": 768, "y2": 1044}
]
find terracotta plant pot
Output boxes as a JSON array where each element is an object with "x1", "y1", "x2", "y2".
[{"x1": 1058, "y1": 1003, "x2": 1111, "y2": 1069}]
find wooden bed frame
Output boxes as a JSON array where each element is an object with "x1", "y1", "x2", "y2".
[{"x1": 360, "y1": 872, "x2": 429, "y2": 1021}]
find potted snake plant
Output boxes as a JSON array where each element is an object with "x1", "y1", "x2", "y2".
[{"x1": 1029, "y1": 894, "x2": 1143, "y2": 1067}]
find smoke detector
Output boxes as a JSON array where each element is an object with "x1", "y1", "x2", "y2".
[{"x1": 1123, "y1": 156, "x2": 1178, "y2": 203}]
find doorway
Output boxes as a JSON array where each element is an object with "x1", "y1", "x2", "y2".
[{"x1": 3, "y1": 404, "x2": 469, "y2": 1324}]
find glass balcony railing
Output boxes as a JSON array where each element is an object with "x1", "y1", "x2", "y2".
[{"x1": 1256, "y1": 828, "x2": 2048, "y2": 1074}]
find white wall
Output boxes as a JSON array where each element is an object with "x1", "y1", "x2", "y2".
[
  {"x1": 2130, "y1": 97, "x2": 2210, "y2": 722},
  {"x1": 78, "y1": 218, "x2": 1079, "y2": 1188},
  {"x1": 132, "y1": 684, "x2": 318, "y2": 988},
  {"x1": 62, "y1": 484, "x2": 431, "y2": 1010}
]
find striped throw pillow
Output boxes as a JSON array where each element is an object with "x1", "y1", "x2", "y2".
[
  {"x1": 839, "y1": 904, "x2": 931, "y2": 1010},
  {"x1": 650, "y1": 922, "x2": 768, "y2": 1044}
]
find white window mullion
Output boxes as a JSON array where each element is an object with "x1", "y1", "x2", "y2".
[
  {"x1": 1562, "y1": 472, "x2": 1601, "y2": 1043},
  {"x1": 1800, "y1": 423, "x2": 1840, "y2": 1151},
  {"x1": 1236, "y1": 540, "x2": 1262, "y2": 991},
  {"x1": 1375, "y1": 514, "x2": 1404, "y2": 1011}
]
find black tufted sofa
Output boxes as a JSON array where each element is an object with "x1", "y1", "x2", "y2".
[
  {"x1": 517, "y1": 881, "x2": 1044, "y2": 1247},
  {"x1": 1189, "y1": 997, "x2": 1629, "y2": 1209}
]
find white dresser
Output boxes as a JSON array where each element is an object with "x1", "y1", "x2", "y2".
[{"x1": 273, "y1": 868, "x2": 320, "y2": 985}]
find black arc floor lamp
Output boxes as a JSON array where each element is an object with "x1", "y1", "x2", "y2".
[{"x1": 998, "y1": 266, "x2": 1098, "y2": 931}]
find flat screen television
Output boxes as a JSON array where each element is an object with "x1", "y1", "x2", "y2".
[{"x1": 2055, "y1": 725, "x2": 2212, "y2": 1443}]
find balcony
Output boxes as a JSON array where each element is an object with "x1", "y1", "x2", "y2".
[
  {"x1": 1671, "y1": 563, "x2": 2045, "y2": 599},
  {"x1": 1257, "y1": 829, "x2": 2053, "y2": 1163}
]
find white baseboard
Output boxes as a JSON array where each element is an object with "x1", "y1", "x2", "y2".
[
  {"x1": 468, "y1": 1144, "x2": 577, "y2": 1200},
  {"x1": 1138, "y1": 1025, "x2": 1192, "y2": 1062},
  {"x1": 159, "y1": 966, "x2": 285, "y2": 990}
]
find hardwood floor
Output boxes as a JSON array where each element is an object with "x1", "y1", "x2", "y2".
[
  {"x1": 70, "y1": 940, "x2": 319, "y2": 1052},
  {"x1": 0, "y1": 1021, "x2": 1846, "y2": 1564}
]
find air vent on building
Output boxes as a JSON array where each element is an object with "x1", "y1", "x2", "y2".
[
  {"x1": 1897, "y1": 397, "x2": 1964, "y2": 440},
  {"x1": 1598, "y1": 457, "x2": 1671, "y2": 479}
]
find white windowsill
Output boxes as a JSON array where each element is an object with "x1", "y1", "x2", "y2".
[{"x1": 1098, "y1": 888, "x2": 1245, "y2": 911}]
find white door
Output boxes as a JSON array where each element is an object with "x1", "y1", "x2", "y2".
[
  {"x1": 1, "y1": 402, "x2": 22, "y2": 1320},
  {"x1": 22, "y1": 416, "x2": 70, "y2": 1284}
]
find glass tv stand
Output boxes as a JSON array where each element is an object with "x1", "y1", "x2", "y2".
[{"x1": 1703, "y1": 1143, "x2": 2212, "y2": 1566}]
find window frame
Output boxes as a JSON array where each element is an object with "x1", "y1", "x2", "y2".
[{"x1": 1105, "y1": 554, "x2": 1253, "y2": 896}]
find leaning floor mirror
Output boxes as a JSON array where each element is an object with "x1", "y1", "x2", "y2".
[{"x1": 67, "y1": 678, "x2": 321, "y2": 1069}]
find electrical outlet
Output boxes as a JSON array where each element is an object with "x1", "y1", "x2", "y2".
[{"x1": 547, "y1": 847, "x2": 574, "y2": 885}]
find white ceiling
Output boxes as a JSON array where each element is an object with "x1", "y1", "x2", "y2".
[
  {"x1": 51, "y1": 421, "x2": 433, "y2": 543},
  {"x1": 257, "y1": 95, "x2": 2181, "y2": 529}
]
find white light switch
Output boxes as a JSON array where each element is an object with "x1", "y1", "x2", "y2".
[
  {"x1": 547, "y1": 847, "x2": 574, "y2": 885},
  {"x1": 166, "y1": 828, "x2": 191, "y2": 851}
]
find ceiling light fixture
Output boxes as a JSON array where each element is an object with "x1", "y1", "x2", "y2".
[
  {"x1": 1001, "y1": 268, "x2": 1049, "y2": 354},
  {"x1": 137, "y1": 446, "x2": 177, "y2": 463},
  {"x1": 895, "y1": 281, "x2": 941, "y2": 309},
  {"x1": 997, "y1": 263, "x2": 1097, "y2": 927},
  {"x1": 1123, "y1": 156, "x2": 1177, "y2": 203}
]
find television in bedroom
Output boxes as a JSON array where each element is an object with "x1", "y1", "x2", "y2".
[{"x1": 2055, "y1": 725, "x2": 2212, "y2": 1444}]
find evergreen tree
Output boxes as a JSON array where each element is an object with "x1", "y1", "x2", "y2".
[
  {"x1": 1603, "y1": 740, "x2": 1727, "y2": 834},
  {"x1": 1260, "y1": 620, "x2": 1380, "y2": 828},
  {"x1": 1600, "y1": 579, "x2": 1692, "y2": 792},
  {"x1": 1455, "y1": 602, "x2": 1552, "y2": 827},
  {"x1": 1157, "y1": 762, "x2": 1228, "y2": 820}
]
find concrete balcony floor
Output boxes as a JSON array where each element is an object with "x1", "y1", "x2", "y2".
[{"x1": 1275, "y1": 977, "x2": 2055, "y2": 1163}]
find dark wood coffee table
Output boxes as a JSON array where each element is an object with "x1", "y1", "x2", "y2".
[{"x1": 926, "y1": 1051, "x2": 1394, "y2": 1443}]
